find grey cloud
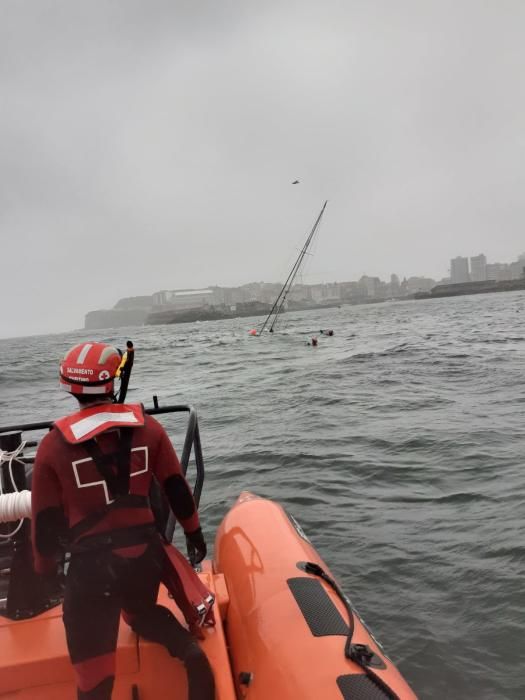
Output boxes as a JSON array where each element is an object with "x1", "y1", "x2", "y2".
[{"x1": 1, "y1": 1, "x2": 525, "y2": 337}]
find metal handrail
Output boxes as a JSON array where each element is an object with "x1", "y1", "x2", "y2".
[
  {"x1": 0, "y1": 397, "x2": 206, "y2": 619},
  {"x1": 0, "y1": 395, "x2": 205, "y2": 510}
]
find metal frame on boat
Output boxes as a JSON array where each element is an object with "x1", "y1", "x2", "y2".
[
  {"x1": 0, "y1": 399, "x2": 418, "y2": 699},
  {"x1": 0, "y1": 399, "x2": 204, "y2": 621}
]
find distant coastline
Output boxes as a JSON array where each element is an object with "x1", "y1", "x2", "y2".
[
  {"x1": 414, "y1": 278, "x2": 525, "y2": 300},
  {"x1": 85, "y1": 298, "x2": 382, "y2": 330},
  {"x1": 84, "y1": 249, "x2": 525, "y2": 331},
  {"x1": 84, "y1": 276, "x2": 525, "y2": 331},
  {"x1": 147, "y1": 301, "x2": 272, "y2": 325},
  {"x1": 134, "y1": 300, "x2": 346, "y2": 327}
]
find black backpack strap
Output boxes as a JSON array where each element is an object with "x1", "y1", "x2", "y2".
[
  {"x1": 114, "y1": 427, "x2": 134, "y2": 496},
  {"x1": 69, "y1": 495, "x2": 150, "y2": 542},
  {"x1": 69, "y1": 428, "x2": 148, "y2": 542},
  {"x1": 69, "y1": 523, "x2": 157, "y2": 554},
  {"x1": 82, "y1": 427, "x2": 134, "y2": 500}
]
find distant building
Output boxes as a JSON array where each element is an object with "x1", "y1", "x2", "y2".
[
  {"x1": 210, "y1": 286, "x2": 248, "y2": 305},
  {"x1": 324, "y1": 282, "x2": 342, "y2": 301},
  {"x1": 309, "y1": 284, "x2": 328, "y2": 302},
  {"x1": 390, "y1": 274, "x2": 401, "y2": 295},
  {"x1": 114, "y1": 295, "x2": 154, "y2": 310},
  {"x1": 509, "y1": 259, "x2": 525, "y2": 280},
  {"x1": 359, "y1": 276, "x2": 383, "y2": 298},
  {"x1": 469, "y1": 254, "x2": 487, "y2": 282},
  {"x1": 450, "y1": 256, "x2": 470, "y2": 283},
  {"x1": 339, "y1": 281, "x2": 364, "y2": 300},
  {"x1": 152, "y1": 289, "x2": 215, "y2": 309},
  {"x1": 241, "y1": 282, "x2": 282, "y2": 304},
  {"x1": 485, "y1": 263, "x2": 511, "y2": 282},
  {"x1": 405, "y1": 276, "x2": 435, "y2": 293},
  {"x1": 288, "y1": 284, "x2": 310, "y2": 303}
]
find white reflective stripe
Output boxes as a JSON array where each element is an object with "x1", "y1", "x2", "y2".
[
  {"x1": 82, "y1": 385, "x2": 107, "y2": 395},
  {"x1": 98, "y1": 345, "x2": 118, "y2": 364},
  {"x1": 70, "y1": 411, "x2": 139, "y2": 439},
  {"x1": 77, "y1": 343, "x2": 93, "y2": 364}
]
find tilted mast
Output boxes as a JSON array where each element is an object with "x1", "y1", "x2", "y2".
[{"x1": 259, "y1": 200, "x2": 328, "y2": 335}]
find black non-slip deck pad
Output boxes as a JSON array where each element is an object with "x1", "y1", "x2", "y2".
[
  {"x1": 337, "y1": 674, "x2": 391, "y2": 700},
  {"x1": 287, "y1": 576, "x2": 349, "y2": 637}
]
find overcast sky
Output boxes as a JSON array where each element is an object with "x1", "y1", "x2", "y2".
[{"x1": 2, "y1": 1, "x2": 525, "y2": 338}]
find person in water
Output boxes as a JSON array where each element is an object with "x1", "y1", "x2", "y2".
[
  {"x1": 320, "y1": 329, "x2": 334, "y2": 336},
  {"x1": 31, "y1": 342, "x2": 214, "y2": 700},
  {"x1": 115, "y1": 340, "x2": 134, "y2": 403}
]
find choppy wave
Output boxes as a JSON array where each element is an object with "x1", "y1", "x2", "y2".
[{"x1": 1, "y1": 292, "x2": 525, "y2": 698}]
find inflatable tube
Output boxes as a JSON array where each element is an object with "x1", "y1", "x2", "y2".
[{"x1": 215, "y1": 493, "x2": 416, "y2": 700}]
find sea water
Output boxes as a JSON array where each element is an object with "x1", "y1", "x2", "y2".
[{"x1": 1, "y1": 291, "x2": 524, "y2": 699}]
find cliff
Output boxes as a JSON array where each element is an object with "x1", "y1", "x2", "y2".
[
  {"x1": 146, "y1": 301, "x2": 273, "y2": 325},
  {"x1": 84, "y1": 308, "x2": 149, "y2": 330},
  {"x1": 84, "y1": 294, "x2": 154, "y2": 329},
  {"x1": 114, "y1": 295, "x2": 154, "y2": 310}
]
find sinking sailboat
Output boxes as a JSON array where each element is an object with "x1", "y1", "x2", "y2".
[{"x1": 257, "y1": 200, "x2": 328, "y2": 335}]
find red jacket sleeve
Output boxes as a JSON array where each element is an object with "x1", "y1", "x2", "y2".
[
  {"x1": 31, "y1": 433, "x2": 66, "y2": 575},
  {"x1": 151, "y1": 421, "x2": 200, "y2": 534}
]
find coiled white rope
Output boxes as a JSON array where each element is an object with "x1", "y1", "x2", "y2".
[
  {"x1": 0, "y1": 491, "x2": 31, "y2": 523},
  {"x1": 0, "y1": 442, "x2": 30, "y2": 536}
]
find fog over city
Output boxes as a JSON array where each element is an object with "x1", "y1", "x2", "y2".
[{"x1": 2, "y1": 1, "x2": 525, "y2": 338}]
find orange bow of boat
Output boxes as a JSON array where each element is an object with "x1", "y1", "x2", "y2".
[{"x1": 0, "y1": 491, "x2": 416, "y2": 699}]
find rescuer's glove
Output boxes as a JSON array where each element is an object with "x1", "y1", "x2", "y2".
[{"x1": 186, "y1": 527, "x2": 207, "y2": 567}]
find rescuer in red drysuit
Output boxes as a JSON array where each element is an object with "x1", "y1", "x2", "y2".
[{"x1": 31, "y1": 341, "x2": 215, "y2": 700}]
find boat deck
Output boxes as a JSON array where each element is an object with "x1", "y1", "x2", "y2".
[{"x1": 0, "y1": 569, "x2": 236, "y2": 700}]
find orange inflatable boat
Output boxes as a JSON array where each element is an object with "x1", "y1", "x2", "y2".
[{"x1": 0, "y1": 402, "x2": 417, "y2": 699}]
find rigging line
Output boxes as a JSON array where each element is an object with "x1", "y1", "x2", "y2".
[
  {"x1": 267, "y1": 210, "x2": 325, "y2": 332},
  {"x1": 260, "y1": 201, "x2": 328, "y2": 334},
  {"x1": 261, "y1": 200, "x2": 328, "y2": 334},
  {"x1": 258, "y1": 231, "x2": 318, "y2": 335}
]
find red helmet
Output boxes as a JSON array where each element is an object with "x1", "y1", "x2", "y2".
[{"x1": 59, "y1": 342, "x2": 121, "y2": 396}]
